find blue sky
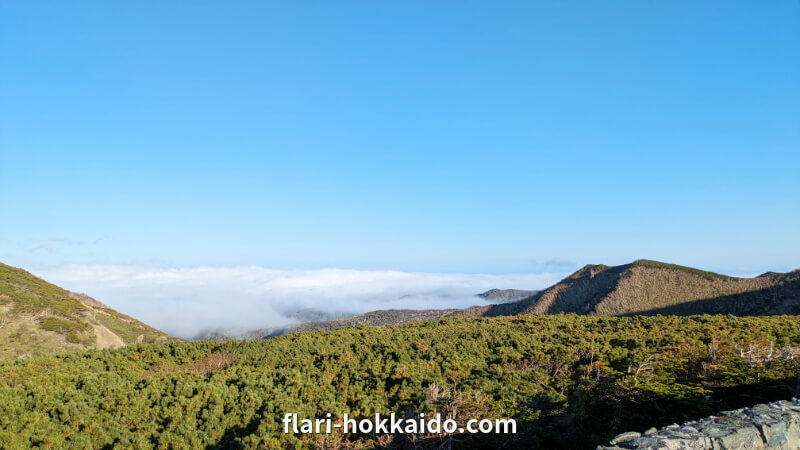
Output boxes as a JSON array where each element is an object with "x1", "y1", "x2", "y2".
[{"x1": 1, "y1": 1, "x2": 799, "y2": 276}]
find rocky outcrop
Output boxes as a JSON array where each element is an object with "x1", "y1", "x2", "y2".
[{"x1": 600, "y1": 399, "x2": 800, "y2": 449}]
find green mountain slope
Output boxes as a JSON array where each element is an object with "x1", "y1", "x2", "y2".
[{"x1": 0, "y1": 262, "x2": 171, "y2": 360}]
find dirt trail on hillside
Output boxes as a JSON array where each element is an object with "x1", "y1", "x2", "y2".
[{"x1": 92, "y1": 324, "x2": 125, "y2": 349}]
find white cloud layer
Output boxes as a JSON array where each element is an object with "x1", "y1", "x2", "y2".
[{"x1": 35, "y1": 265, "x2": 569, "y2": 338}]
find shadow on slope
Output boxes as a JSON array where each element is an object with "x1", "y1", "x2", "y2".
[{"x1": 481, "y1": 263, "x2": 632, "y2": 317}]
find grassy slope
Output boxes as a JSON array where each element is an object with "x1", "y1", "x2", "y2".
[{"x1": 0, "y1": 262, "x2": 171, "y2": 360}]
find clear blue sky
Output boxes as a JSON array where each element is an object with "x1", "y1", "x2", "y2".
[{"x1": 1, "y1": 1, "x2": 798, "y2": 275}]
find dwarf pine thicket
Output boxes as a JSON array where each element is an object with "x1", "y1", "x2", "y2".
[{"x1": 1, "y1": 314, "x2": 799, "y2": 448}]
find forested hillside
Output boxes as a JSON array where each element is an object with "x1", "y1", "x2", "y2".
[
  {"x1": 0, "y1": 263, "x2": 170, "y2": 360},
  {"x1": 1, "y1": 314, "x2": 799, "y2": 448}
]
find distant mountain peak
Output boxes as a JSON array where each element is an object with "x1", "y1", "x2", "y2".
[
  {"x1": 513, "y1": 260, "x2": 799, "y2": 316},
  {"x1": 477, "y1": 288, "x2": 538, "y2": 303}
]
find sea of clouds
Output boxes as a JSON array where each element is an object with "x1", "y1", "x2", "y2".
[{"x1": 35, "y1": 265, "x2": 569, "y2": 338}]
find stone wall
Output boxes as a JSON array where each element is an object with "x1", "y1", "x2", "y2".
[{"x1": 600, "y1": 399, "x2": 800, "y2": 449}]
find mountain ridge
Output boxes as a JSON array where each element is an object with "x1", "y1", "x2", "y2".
[{"x1": 256, "y1": 260, "x2": 800, "y2": 338}]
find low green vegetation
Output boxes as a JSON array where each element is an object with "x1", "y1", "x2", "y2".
[
  {"x1": 37, "y1": 317, "x2": 90, "y2": 344},
  {"x1": 1, "y1": 314, "x2": 798, "y2": 449}
]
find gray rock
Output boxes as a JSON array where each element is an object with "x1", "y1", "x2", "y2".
[
  {"x1": 619, "y1": 437, "x2": 660, "y2": 448},
  {"x1": 784, "y1": 418, "x2": 800, "y2": 447},
  {"x1": 610, "y1": 431, "x2": 642, "y2": 444},
  {"x1": 599, "y1": 399, "x2": 800, "y2": 450},
  {"x1": 752, "y1": 404, "x2": 774, "y2": 414},
  {"x1": 758, "y1": 420, "x2": 788, "y2": 448},
  {"x1": 711, "y1": 426, "x2": 764, "y2": 449},
  {"x1": 703, "y1": 424, "x2": 733, "y2": 439}
]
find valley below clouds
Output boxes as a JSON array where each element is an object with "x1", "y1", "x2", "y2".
[{"x1": 35, "y1": 265, "x2": 568, "y2": 338}]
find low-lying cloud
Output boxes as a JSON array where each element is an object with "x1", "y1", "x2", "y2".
[{"x1": 36, "y1": 265, "x2": 569, "y2": 338}]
